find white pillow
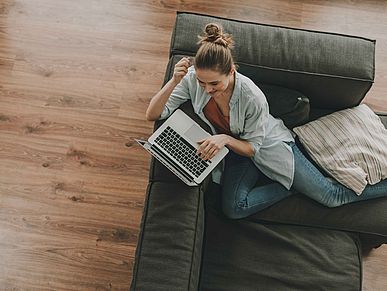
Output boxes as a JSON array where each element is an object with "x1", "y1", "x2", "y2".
[{"x1": 293, "y1": 104, "x2": 387, "y2": 195}]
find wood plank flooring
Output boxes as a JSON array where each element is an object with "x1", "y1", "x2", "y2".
[{"x1": 0, "y1": 0, "x2": 386, "y2": 290}]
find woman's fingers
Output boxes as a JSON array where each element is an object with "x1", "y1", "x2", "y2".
[
  {"x1": 176, "y1": 57, "x2": 190, "y2": 69},
  {"x1": 180, "y1": 57, "x2": 191, "y2": 67},
  {"x1": 174, "y1": 66, "x2": 188, "y2": 74},
  {"x1": 197, "y1": 139, "x2": 208, "y2": 154},
  {"x1": 204, "y1": 147, "x2": 218, "y2": 160},
  {"x1": 173, "y1": 57, "x2": 191, "y2": 82},
  {"x1": 197, "y1": 139, "x2": 220, "y2": 160}
]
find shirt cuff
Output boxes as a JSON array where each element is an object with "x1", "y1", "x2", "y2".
[{"x1": 159, "y1": 107, "x2": 171, "y2": 120}]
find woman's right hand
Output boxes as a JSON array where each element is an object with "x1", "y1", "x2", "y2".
[
  {"x1": 146, "y1": 57, "x2": 192, "y2": 121},
  {"x1": 172, "y1": 57, "x2": 191, "y2": 84}
]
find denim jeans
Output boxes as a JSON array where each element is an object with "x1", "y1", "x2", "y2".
[{"x1": 222, "y1": 142, "x2": 387, "y2": 219}]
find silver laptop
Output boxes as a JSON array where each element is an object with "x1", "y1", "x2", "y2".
[{"x1": 136, "y1": 109, "x2": 229, "y2": 186}]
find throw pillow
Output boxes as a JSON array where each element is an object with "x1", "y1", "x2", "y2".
[
  {"x1": 259, "y1": 84, "x2": 310, "y2": 129},
  {"x1": 293, "y1": 104, "x2": 387, "y2": 195}
]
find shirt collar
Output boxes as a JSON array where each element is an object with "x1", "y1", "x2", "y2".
[{"x1": 229, "y1": 70, "x2": 240, "y2": 107}]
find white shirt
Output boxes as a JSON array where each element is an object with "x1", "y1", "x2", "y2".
[{"x1": 160, "y1": 66, "x2": 295, "y2": 189}]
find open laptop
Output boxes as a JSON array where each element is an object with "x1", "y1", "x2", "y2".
[{"x1": 136, "y1": 109, "x2": 229, "y2": 186}]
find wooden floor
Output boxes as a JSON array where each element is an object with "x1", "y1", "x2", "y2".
[{"x1": 0, "y1": 0, "x2": 386, "y2": 290}]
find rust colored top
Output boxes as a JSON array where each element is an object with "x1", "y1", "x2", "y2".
[{"x1": 203, "y1": 98, "x2": 232, "y2": 135}]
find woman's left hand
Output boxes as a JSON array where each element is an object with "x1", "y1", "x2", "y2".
[{"x1": 197, "y1": 134, "x2": 229, "y2": 160}]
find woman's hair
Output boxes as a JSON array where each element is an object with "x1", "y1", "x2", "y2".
[{"x1": 194, "y1": 23, "x2": 235, "y2": 75}]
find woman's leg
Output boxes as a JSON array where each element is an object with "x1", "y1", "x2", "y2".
[
  {"x1": 291, "y1": 142, "x2": 387, "y2": 207},
  {"x1": 221, "y1": 151, "x2": 292, "y2": 219}
]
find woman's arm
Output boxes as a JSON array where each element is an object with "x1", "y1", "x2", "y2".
[
  {"x1": 145, "y1": 78, "x2": 180, "y2": 121},
  {"x1": 146, "y1": 57, "x2": 191, "y2": 121},
  {"x1": 197, "y1": 134, "x2": 254, "y2": 160},
  {"x1": 224, "y1": 135, "x2": 255, "y2": 157}
]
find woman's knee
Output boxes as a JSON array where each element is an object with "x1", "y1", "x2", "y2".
[
  {"x1": 314, "y1": 189, "x2": 345, "y2": 208},
  {"x1": 322, "y1": 198, "x2": 343, "y2": 208},
  {"x1": 222, "y1": 197, "x2": 248, "y2": 219}
]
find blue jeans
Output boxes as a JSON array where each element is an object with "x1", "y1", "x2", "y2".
[{"x1": 222, "y1": 142, "x2": 387, "y2": 219}]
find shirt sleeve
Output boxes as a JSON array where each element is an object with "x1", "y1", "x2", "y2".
[
  {"x1": 239, "y1": 96, "x2": 269, "y2": 154},
  {"x1": 159, "y1": 71, "x2": 192, "y2": 120}
]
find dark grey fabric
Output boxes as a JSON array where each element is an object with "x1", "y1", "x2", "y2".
[
  {"x1": 200, "y1": 210, "x2": 362, "y2": 291},
  {"x1": 359, "y1": 233, "x2": 387, "y2": 252},
  {"x1": 378, "y1": 113, "x2": 387, "y2": 128},
  {"x1": 172, "y1": 13, "x2": 374, "y2": 80},
  {"x1": 171, "y1": 12, "x2": 375, "y2": 110},
  {"x1": 252, "y1": 194, "x2": 387, "y2": 239},
  {"x1": 237, "y1": 62, "x2": 373, "y2": 110},
  {"x1": 130, "y1": 182, "x2": 205, "y2": 291},
  {"x1": 259, "y1": 83, "x2": 309, "y2": 128}
]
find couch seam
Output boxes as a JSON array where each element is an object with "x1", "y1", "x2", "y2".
[
  {"x1": 252, "y1": 218, "x2": 387, "y2": 238},
  {"x1": 130, "y1": 182, "x2": 153, "y2": 290},
  {"x1": 236, "y1": 62, "x2": 375, "y2": 82},
  {"x1": 187, "y1": 185, "x2": 203, "y2": 291},
  {"x1": 356, "y1": 235, "x2": 363, "y2": 291},
  {"x1": 169, "y1": 52, "x2": 374, "y2": 83}
]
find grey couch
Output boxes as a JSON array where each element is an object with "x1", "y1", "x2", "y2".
[{"x1": 131, "y1": 12, "x2": 387, "y2": 291}]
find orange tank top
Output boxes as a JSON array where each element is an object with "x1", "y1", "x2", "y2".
[{"x1": 203, "y1": 98, "x2": 232, "y2": 135}]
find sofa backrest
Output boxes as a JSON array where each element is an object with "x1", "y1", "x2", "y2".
[{"x1": 170, "y1": 12, "x2": 375, "y2": 112}]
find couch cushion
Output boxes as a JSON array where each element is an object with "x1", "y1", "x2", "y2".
[
  {"x1": 200, "y1": 210, "x2": 362, "y2": 291},
  {"x1": 171, "y1": 12, "x2": 375, "y2": 111},
  {"x1": 205, "y1": 181, "x2": 387, "y2": 239},
  {"x1": 131, "y1": 181, "x2": 205, "y2": 291},
  {"x1": 293, "y1": 104, "x2": 387, "y2": 194}
]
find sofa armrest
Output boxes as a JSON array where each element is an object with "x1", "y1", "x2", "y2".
[
  {"x1": 250, "y1": 194, "x2": 387, "y2": 240},
  {"x1": 131, "y1": 181, "x2": 206, "y2": 291}
]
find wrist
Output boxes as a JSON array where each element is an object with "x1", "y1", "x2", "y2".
[
  {"x1": 222, "y1": 134, "x2": 232, "y2": 146},
  {"x1": 170, "y1": 76, "x2": 180, "y2": 87}
]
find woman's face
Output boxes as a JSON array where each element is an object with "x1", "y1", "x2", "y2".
[{"x1": 195, "y1": 68, "x2": 234, "y2": 98}]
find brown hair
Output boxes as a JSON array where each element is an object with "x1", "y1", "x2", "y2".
[{"x1": 194, "y1": 23, "x2": 235, "y2": 75}]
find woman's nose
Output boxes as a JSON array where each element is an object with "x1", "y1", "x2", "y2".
[{"x1": 205, "y1": 85, "x2": 214, "y2": 93}]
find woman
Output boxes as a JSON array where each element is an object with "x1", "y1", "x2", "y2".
[{"x1": 146, "y1": 23, "x2": 387, "y2": 219}]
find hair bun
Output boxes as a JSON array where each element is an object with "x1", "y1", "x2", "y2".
[
  {"x1": 205, "y1": 23, "x2": 222, "y2": 38},
  {"x1": 199, "y1": 23, "x2": 234, "y2": 49}
]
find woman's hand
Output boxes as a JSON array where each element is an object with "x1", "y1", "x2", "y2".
[
  {"x1": 172, "y1": 57, "x2": 191, "y2": 84},
  {"x1": 145, "y1": 56, "x2": 192, "y2": 121},
  {"x1": 197, "y1": 134, "x2": 229, "y2": 160}
]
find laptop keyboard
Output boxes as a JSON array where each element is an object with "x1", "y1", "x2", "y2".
[{"x1": 155, "y1": 126, "x2": 211, "y2": 178}]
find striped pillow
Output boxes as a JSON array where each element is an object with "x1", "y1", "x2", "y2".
[{"x1": 293, "y1": 104, "x2": 387, "y2": 195}]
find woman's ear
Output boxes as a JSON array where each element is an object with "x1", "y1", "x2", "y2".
[{"x1": 230, "y1": 65, "x2": 235, "y2": 76}]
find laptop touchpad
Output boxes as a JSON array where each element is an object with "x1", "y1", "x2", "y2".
[{"x1": 185, "y1": 124, "x2": 209, "y2": 145}]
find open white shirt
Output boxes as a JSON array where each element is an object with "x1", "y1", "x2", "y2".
[{"x1": 160, "y1": 66, "x2": 295, "y2": 189}]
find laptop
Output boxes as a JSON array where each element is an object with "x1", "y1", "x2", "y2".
[{"x1": 136, "y1": 109, "x2": 229, "y2": 186}]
